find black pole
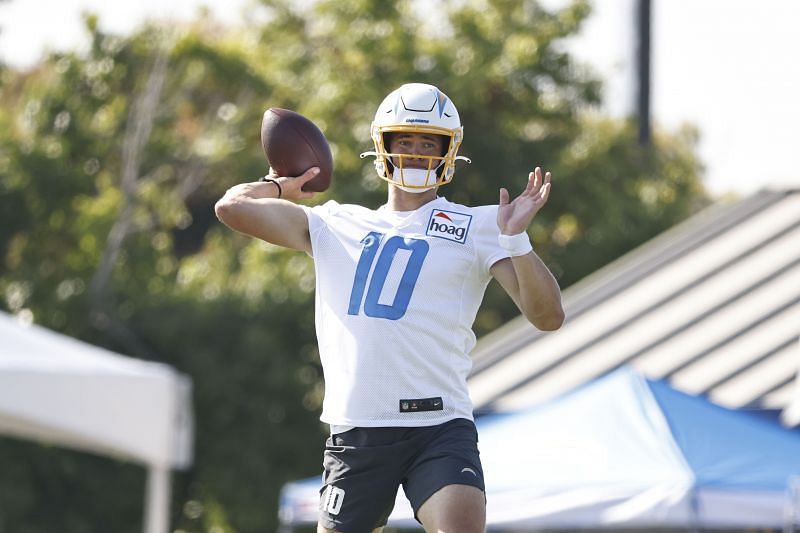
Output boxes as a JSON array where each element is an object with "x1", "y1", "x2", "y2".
[{"x1": 636, "y1": 0, "x2": 652, "y2": 145}]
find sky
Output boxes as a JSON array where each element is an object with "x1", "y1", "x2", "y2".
[{"x1": 1, "y1": 0, "x2": 798, "y2": 198}]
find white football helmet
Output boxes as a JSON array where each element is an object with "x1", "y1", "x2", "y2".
[{"x1": 360, "y1": 83, "x2": 470, "y2": 192}]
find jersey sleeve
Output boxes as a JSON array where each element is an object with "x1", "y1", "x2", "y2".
[
  {"x1": 301, "y1": 200, "x2": 340, "y2": 256},
  {"x1": 473, "y1": 205, "x2": 510, "y2": 275}
]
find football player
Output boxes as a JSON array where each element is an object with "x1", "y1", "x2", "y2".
[{"x1": 215, "y1": 83, "x2": 564, "y2": 533}]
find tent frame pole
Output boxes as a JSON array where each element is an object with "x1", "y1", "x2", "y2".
[
  {"x1": 689, "y1": 486, "x2": 699, "y2": 533},
  {"x1": 786, "y1": 475, "x2": 800, "y2": 533},
  {"x1": 144, "y1": 465, "x2": 171, "y2": 533}
]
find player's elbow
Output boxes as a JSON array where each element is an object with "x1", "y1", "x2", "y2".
[
  {"x1": 214, "y1": 198, "x2": 227, "y2": 217},
  {"x1": 530, "y1": 307, "x2": 565, "y2": 331},
  {"x1": 214, "y1": 195, "x2": 241, "y2": 226}
]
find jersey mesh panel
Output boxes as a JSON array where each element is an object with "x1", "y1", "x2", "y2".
[{"x1": 308, "y1": 199, "x2": 503, "y2": 427}]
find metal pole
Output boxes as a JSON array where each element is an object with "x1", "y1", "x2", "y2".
[
  {"x1": 786, "y1": 475, "x2": 800, "y2": 533},
  {"x1": 689, "y1": 486, "x2": 700, "y2": 533},
  {"x1": 636, "y1": 0, "x2": 652, "y2": 145},
  {"x1": 144, "y1": 465, "x2": 171, "y2": 533}
]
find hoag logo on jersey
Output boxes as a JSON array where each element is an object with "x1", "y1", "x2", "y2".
[{"x1": 426, "y1": 209, "x2": 472, "y2": 244}]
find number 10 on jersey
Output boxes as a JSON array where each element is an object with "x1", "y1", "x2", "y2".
[{"x1": 347, "y1": 232, "x2": 429, "y2": 320}]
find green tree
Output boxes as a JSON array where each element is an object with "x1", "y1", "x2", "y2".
[
  {"x1": 0, "y1": 15, "x2": 324, "y2": 533},
  {"x1": 0, "y1": 1, "x2": 706, "y2": 531}
]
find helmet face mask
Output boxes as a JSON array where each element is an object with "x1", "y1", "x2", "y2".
[{"x1": 361, "y1": 84, "x2": 470, "y2": 192}]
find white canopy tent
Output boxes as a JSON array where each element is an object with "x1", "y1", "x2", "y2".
[{"x1": 0, "y1": 311, "x2": 194, "y2": 533}]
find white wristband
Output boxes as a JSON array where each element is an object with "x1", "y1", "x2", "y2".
[{"x1": 498, "y1": 231, "x2": 533, "y2": 257}]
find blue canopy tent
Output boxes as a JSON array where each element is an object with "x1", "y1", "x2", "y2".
[{"x1": 279, "y1": 368, "x2": 800, "y2": 530}]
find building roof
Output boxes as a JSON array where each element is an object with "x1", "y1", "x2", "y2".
[{"x1": 469, "y1": 188, "x2": 800, "y2": 422}]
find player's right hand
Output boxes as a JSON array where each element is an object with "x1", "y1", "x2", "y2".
[{"x1": 265, "y1": 166, "x2": 319, "y2": 201}]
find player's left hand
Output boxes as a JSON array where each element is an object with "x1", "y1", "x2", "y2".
[{"x1": 497, "y1": 167, "x2": 552, "y2": 235}]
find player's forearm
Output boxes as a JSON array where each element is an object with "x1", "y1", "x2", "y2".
[
  {"x1": 215, "y1": 182, "x2": 279, "y2": 232},
  {"x1": 214, "y1": 182, "x2": 311, "y2": 252},
  {"x1": 217, "y1": 181, "x2": 280, "y2": 205},
  {"x1": 511, "y1": 252, "x2": 565, "y2": 330}
]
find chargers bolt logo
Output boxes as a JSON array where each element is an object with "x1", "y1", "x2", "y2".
[{"x1": 426, "y1": 209, "x2": 472, "y2": 244}]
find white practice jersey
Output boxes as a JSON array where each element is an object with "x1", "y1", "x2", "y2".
[{"x1": 302, "y1": 196, "x2": 509, "y2": 427}]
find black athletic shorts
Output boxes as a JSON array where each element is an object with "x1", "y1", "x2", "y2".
[{"x1": 318, "y1": 417, "x2": 484, "y2": 532}]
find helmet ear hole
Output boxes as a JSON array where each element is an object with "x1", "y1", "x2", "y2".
[
  {"x1": 381, "y1": 132, "x2": 396, "y2": 173},
  {"x1": 437, "y1": 134, "x2": 449, "y2": 157}
]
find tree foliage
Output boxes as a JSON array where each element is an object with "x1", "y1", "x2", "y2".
[{"x1": 0, "y1": 1, "x2": 706, "y2": 531}]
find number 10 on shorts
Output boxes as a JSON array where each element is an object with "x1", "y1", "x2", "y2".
[{"x1": 322, "y1": 485, "x2": 346, "y2": 515}]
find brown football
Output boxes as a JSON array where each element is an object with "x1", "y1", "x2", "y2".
[{"x1": 260, "y1": 108, "x2": 333, "y2": 192}]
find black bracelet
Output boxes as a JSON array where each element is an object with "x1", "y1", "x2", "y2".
[{"x1": 259, "y1": 176, "x2": 282, "y2": 198}]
